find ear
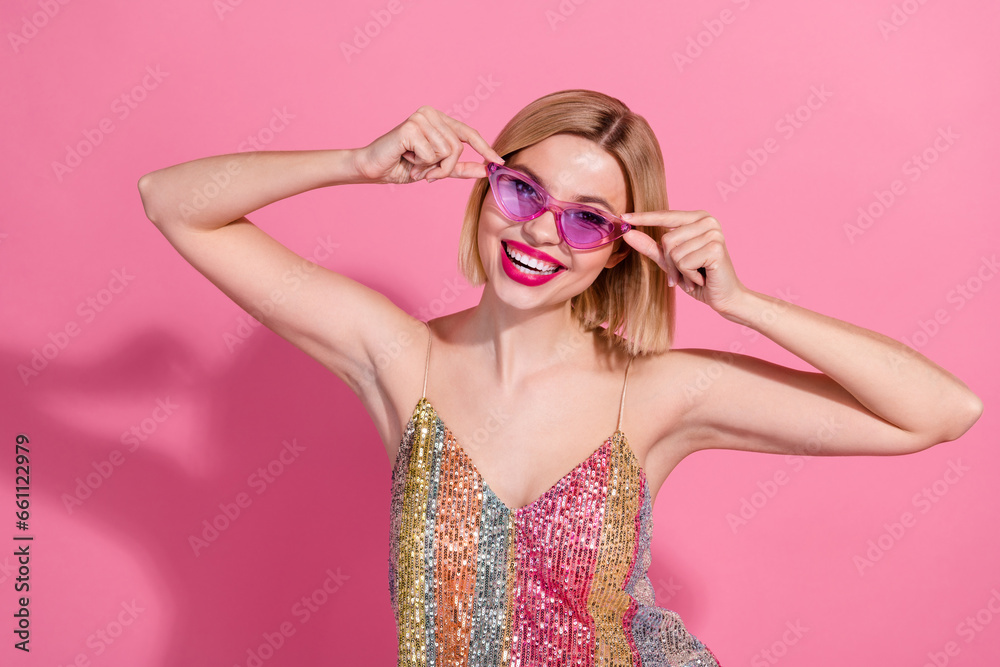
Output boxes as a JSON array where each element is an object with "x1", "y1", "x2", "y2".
[{"x1": 603, "y1": 239, "x2": 631, "y2": 269}]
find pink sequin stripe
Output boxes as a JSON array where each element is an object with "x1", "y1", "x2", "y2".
[{"x1": 508, "y1": 440, "x2": 613, "y2": 666}]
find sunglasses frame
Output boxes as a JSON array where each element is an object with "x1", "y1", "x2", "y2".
[{"x1": 486, "y1": 162, "x2": 632, "y2": 249}]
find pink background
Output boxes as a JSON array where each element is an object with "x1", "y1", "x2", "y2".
[{"x1": 3, "y1": 0, "x2": 998, "y2": 664}]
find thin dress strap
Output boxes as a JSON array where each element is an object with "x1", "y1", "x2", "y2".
[
  {"x1": 616, "y1": 354, "x2": 636, "y2": 432},
  {"x1": 421, "y1": 320, "x2": 432, "y2": 400}
]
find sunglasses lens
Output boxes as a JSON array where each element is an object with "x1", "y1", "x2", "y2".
[
  {"x1": 496, "y1": 174, "x2": 544, "y2": 219},
  {"x1": 562, "y1": 209, "x2": 615, "y2": 247},
  {"x1": 492, "y1": 168, "x2": 617, "y2": 248}
]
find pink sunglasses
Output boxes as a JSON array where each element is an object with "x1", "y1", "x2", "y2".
[{"x1": 487, "y1": 162, "x2": 632, "y2": 249}]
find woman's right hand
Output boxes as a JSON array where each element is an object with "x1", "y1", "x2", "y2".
[{"x1": 352, "y1": 106, "x2": 505, "y2": 185}]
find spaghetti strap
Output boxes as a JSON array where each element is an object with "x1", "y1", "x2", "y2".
[
  {"x1": 421, "y1": 320, "x2": 432, "y2": 400},
  {"x1": 616, "y1": 354, "x2": 636, "y2": 432}
]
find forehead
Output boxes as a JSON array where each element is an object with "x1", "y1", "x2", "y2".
[{"x1": 507, "y1": 134, "x2": 628, "y2": 214}]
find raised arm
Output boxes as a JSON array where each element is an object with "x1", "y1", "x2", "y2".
[
  {"x1": 622, "y1": 210, "x2": 983, "y2": 461},
  {"x1": 137, "y1": 107, "x2": 504, "y2": 401}
]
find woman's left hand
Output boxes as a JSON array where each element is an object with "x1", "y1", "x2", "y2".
[{"x1": 620, "y1": 209, "x2": 749, "y2": 317}]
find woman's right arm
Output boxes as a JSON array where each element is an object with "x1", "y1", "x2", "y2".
[{"x1": 136, "y1": 107, "x2": 503, "y2": 396}]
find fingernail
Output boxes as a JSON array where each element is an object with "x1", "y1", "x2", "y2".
[
  {"x1": 621, "y1": 213, "x2": 632, "y2": 221},
  {"x1": 426, "y1": 177, "x2": 436, "y2": 184},
  {"x1": 667, "y1": 276, "x2": 675, "y2": 287}
]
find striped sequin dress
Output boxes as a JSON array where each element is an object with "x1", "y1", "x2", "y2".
[{"x1": 388, "y1": 321, "x2": 720, "y2": 666}]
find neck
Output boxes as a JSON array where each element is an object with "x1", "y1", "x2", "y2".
[{"x1": 460, "y1": 287, "x2": 592, "y2": 391}]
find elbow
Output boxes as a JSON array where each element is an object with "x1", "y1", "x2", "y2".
[
  {"x1": 948, "y1": 394, "x2": 984, "y2": 442},
  {"x1": 137, "y1": 172, "x2": 166, "y2": 228},
  {"x1": 921, "y1": 394, "x2": 984, "y2": 450}
]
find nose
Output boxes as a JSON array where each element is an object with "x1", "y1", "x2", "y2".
[{"x1": 520, "y1": 208, "x2": 562, "y2": 246}]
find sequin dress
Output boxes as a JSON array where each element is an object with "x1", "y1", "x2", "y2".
[{"x1": 388, "y1": 321, "x2": 720, "y2": 666}]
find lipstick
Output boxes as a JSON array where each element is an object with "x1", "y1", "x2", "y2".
[{"x1": 500, "y1": 240, "x2": 565, "y2": 286}]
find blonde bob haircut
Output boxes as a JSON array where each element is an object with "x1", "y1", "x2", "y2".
[{"x1": 458, "y1": 89, "x2": 674, "y2": 356}]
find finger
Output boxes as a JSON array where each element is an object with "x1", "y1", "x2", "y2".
[
  {"x1": 622, "y1": 209, "x2": 711, "y2": 228},
  {"x1": 621, "y1": 228, "x2": 661, "y2": 263},
  {"x1": 412, "y1": 162, "x2": 438, "y2": 181},
  {"x1": 661, "y1": 229, "x2": 700, "y2": 289},
  {"x1": 671, "y1": 230, "x2": 722, "y2": 286},
  {"x1": 427, "y1": 131, "x2": 464, "y2": 180},
  {"x1": 399, "y1": 117, "x2": 450, "y2": 176},
  {"x1": 408, "y1": 114, "x2": 452, "y2": 166},
  {"x1": 447, "y1": 161, "x2": 491, "y2": 179},
  {"x1": 441, "y1": 114, "x2": 505, "y2": 164},
  {"x1": 627, "y1": 211, "x2": 718, "y2": 287},
  {"x1": 668, "y1": 242, "x2": 702, "y2": 289},
  {"x1": 404, "y1": 132, "x2": 439, "y2": 173},
  {"x1": 414, "y1": 112, "x2": 478, "y2": 181},
  {"x1": 622, "y1": 229, "x2": 682, "y2": 287},
  {"x1": 624, "y1": 228, "x2": 685, "y2": 287}
]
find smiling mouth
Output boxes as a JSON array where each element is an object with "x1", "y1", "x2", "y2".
[{"x1": 502, "y1": 242, "x2": 565, "y2": 275}]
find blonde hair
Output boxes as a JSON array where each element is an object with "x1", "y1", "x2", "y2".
[{"x1": 458, "y1": 89, "x2": 674, "y2": 355}]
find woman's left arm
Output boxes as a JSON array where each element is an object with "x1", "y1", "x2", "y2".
[{"x1": 622, "y1": 210, "x2": 984, "y2": 456}]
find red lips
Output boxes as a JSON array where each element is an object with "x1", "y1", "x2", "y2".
[
  {"x1": 502, "y1": 239, "x2": 566, "y2": 269},
  {"x1": 500, "y1": 240, "x2": 565, "y2": 286}
]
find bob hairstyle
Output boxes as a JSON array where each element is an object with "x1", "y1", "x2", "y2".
[{"x1": 458, "y1": 89, "x2": 674, "y2": 356}]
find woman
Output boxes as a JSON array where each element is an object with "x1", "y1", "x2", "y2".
[{"x1": 138, "y1": 90, "x2": 982, "y2": 666}]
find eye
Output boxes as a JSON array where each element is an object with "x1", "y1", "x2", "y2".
[
  {"x1": 574, "y1": 210, "x2": 608, "y2": 227},
  {"x1": 513, "y1": 178, "x2": 539, "y2": 200}
]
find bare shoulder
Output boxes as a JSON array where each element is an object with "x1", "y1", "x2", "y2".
[
  {"x1": 355, "y1": 311, "x2": 432, "y2": 464},
  {"x1": 626, "y1": 346, "x2": 734, "y2": 459}
]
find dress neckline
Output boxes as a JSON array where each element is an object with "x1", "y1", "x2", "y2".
[
  {"x1": 405, "y1": 395, "x2": 641, "y2": 514},
  {"x1": 410, "y1": 319, "x2": 640, "y2": 514}
]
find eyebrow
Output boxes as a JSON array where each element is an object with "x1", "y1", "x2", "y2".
[{"x1": 506, "y1": 163, "x2": 618, "y2": 214}]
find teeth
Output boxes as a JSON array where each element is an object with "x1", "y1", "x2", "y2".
[{"x1": 504, "y1": 244, "x2": 560, "y2": 275}]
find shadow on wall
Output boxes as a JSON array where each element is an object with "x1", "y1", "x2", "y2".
[{"x1": 6, "y1": 327, "x2": 398, "y2": 664}]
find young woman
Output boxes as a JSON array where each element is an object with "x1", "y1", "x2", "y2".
[{"x1": 138, "y1": 90, "x2": 982, "y2": 666}]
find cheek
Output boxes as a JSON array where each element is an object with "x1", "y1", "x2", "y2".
[
  {"x1": 477, "y1": 213, "x2": 503, "y2": 263},
  {"x1": 581, "y1": 249, "x2": 614, "y2": 272}
]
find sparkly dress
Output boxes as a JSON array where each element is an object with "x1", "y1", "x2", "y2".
[{"x1": 388, "y1": 322, "x2": 720, "y2": 666}]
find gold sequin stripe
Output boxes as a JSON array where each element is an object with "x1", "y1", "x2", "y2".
[
  {"x1": 388, "y1": 415, "x2": 411, "y2": 615},
  {"x1": 587, "y1": 431, "x2": 645, "y2": 666},
  {"x1": 397, "y1": 400, "x2": 437, "y2": 666}
]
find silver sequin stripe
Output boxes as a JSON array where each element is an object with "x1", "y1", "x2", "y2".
[
  {"x1": 625, "y1": 477, "x2": 720, "y2": 667},
  {"x1": 469, "y1": 489, "x2": 511, "y2": 667}
]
